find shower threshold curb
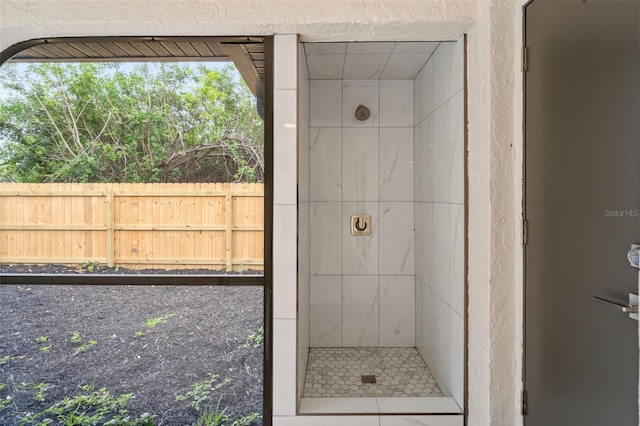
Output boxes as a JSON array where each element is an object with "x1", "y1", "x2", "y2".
[{"x1": 298, "y1": 396, "x2": 462, "y2": 414}]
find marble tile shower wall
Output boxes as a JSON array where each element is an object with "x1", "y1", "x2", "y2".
[
  {"x1": 308, "y1": 77, "x2": 416, "y2": 349},
  {"x1": 413, "y1": 40, "x2": 464, "y2": 405},
  {"x1": 297, "y1": 42, "x2": 311, "y2": 404}
]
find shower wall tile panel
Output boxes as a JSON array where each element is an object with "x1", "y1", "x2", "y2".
[
  {"x1": 273, "y1": 89, "x2": 298, "y2": 206},
  {"x1": 310, "y1": 276, "x2": 343, "y2": 347},
  {"x1": 379, "y1": 127, "x2": 414, "y2": 202},
  {"x1": 274, "y1": 204, "x2": 298, "y2": 319},
  {"x1": 342, "y1": 128, "x2": 379, "y2": 202},
  {"x1": 414, "y1": 56, "x2": 434, "y2": 126},
  {"x1": 273, "y1": 318, "x2": 297, "y2": 415},
  {"x1": 342, "y1": 276, "x2": 379, "y2": 347},
  {"x1": 307, "y1": 54, "x2": 345, "y2": 79},
  {"x1": 449, "y1": 91, "x2": 465, "y2": 205},
  {"x1": 450, "y1": 39, "x2": 465, "y2": 96},
  {"x1": 450, "y1": 311, "x2": 464, "y2": 405},
  {"x1": 310, "y1": 202, "x2": 342, "y2": 275},
  {"x1": 343, "y1": 54, "x2": 388, "y2": 80},
  {"x1": 381, "y1": 54, "x2": 431, "y2": 79},
  {"x1": 380, "y1": 80, "x2": 414, "y2": 127},
  {"x1": 432, "y1": 42, "x2": 452, "y2": 110},
  {"x1": 379, "y1": 202, "x2": 415, "y2": 275},
  {"x1": 433, "y1": 296, "x2": 451, "y2": 397},
  {"x1": 417, "y1": 279, "x2": 436, "y2": 365},
  {"x1": 310, "y1": 80, "x2": 342, "y2": 127},
  {"x1": 310, "y1": 128, "x2": 342, "y2": 202},
  {"x1": 449, "y1": 204, "x2": 465, "y2": 317},
  {"x1": 414, "y1": 117, "x2": 433, "y2": 203},
  {"x1": 379, "y1": 276, "x2": 416, "y2": 346},
  {"x1": 432, "y1": 203, "x2": 450, "y2": 304},
  {"x1": 432, "y1": 104, "x2": 450, "y2": 203}
]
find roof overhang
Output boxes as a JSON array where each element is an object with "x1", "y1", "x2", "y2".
[{"x1": 0, "y1": 36, "x2": 265, "y2": 100}]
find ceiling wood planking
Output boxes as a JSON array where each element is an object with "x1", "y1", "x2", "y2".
[{"x1": 2, "y1": 37, "x2": 265, "y2": 97}]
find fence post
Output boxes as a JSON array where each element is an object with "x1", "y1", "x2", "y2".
[
  {"x1": 105, "y1": 190, "x2": 115, "y2": 267},
  {"x1": 225, "y1": 191, "x2": 233, "y2": 271}
]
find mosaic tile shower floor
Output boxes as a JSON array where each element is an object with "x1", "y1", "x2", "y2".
[{"x1": 303, "y1": 347, "x2": 443, "y2": 398}]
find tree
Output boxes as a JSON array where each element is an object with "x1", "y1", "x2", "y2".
[{"x1": 0, "y1": 62, "x2": 264, "y2": 183}]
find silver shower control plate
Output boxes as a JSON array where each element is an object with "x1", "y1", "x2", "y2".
[{"x1": 351, "y1": 214, "x2": 371, "y2": 236}]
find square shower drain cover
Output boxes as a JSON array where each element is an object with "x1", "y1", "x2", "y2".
[{"x1": 361, "y1": 374, "x2": 377, "y2": 384}]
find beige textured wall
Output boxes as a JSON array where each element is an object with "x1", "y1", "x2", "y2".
[{"x1": 0, "y1": 2, "x2": 525, "y2": 425}]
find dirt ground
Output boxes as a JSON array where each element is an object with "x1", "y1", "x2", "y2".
[{"x1": 0, "y1": 267, "x2": 264, "y2": 425}]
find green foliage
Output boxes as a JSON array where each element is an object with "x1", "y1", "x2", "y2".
[
  {"x1": 175, "y1": 374, "x2": 232, "y2": 411},
  {"x1": 70, "y1": 331, "x2": 82, "y2": 344},
  {"x1": 31, "y1": 382, "x2": 50, "y2": 402},
  {"x1": 78, "y1": 261, "x2": 99, "y2": 273},
  {"x1": 68, "y1": 331, "x2": 97, "y2": 355},
  {"x1": 39, "y1": 346, "x2": 52, "y2": 354},
  {"x1": 35, "y1": 336, "x2": 49, "y2": 343},
  {"x1": 0, "y1": 63, "x2": 263, "y2": 183},
  {"x1": 74, "y1": 340, "x2": 97, "y2": 356},
  {"x1": 18, "y1": 384, "x2": 154, "y2": 426},
  {"x1": 240, "y1": 327, "x2": 263, "y2": 349},
  {"x1": 134, "y1": 331, "x2": 145, "y2": 338},
  {"x1": 0, "y1": 355, "x2": 10, "y2": 365},
  {"x1": 0, "y1": 396, "x2": 11, "y2": 412},
  {"x1": 196, "y1": 406, "x2": 260, "y2": 426},
  {"x1": 145, "y1": 313, "x2": 175, "y2": 328}
]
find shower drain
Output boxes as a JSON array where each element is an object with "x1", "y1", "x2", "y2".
[{"x1": 361, "y1": 374, "x2": 377, "y2": 384}]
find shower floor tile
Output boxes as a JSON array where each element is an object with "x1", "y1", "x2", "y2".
[{"x1": 303, "y1": 347, "x2": 443, "y2": 398}]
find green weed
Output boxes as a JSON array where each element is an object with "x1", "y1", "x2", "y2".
[
  {"x1": 195, "y1": 396, "x2": 260, "y2": 426},
  {"x1": 0, "y1": 383, "x2": 5, "y2": 391},
  {"x1": 39, "y1": 346, "x2": 52, "y2": 354},
  {"x1": 74, "y1": 340, "x2": 97, "y2": 356},
  {"x1": 78, "y1": 260, "x2": 99, "y2": 273},
  {"x1": 17, "y1": 384, "x2": 154, "y2": 426},
  {"x1": 32, "y1": 382, "x2": 50, "y2": 402},
  {"x1": 0, "y1": 355, "x2": 10, "y2": 365},
  {"x1": 145, "y1": 314, "x2": 175, "y2": 328},
  {"x1": 0, "y1": 396, "x2": 11, "y2": 412},
  {"x1": 134, "y1": 331, "x2": 145, "y2": 338},
  {"x1": 70, "y1": 331, "x2": 82, "y2": 344},
  {"x1": 35, "y1": 336, "x2": 49, "y2": 344},
  {"x1": 176, "y1": 374, "x2": 232, "y2": 411},
  {"x1": 240, "y1": 327, "x2": 263, "y2": 349}
]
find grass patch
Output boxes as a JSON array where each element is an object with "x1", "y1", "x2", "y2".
[
  {"x1": 145, "y1": 314, "x2": 175, "y2": 328},
  {"x1": 176, "y1": 374, "x2": 232, "y2": 411},
  {"x1": 240, "y1": 327, "x2": 264, "y2": 349},
  {"x1": 35, "y1": 336, "x2": 49, "y2": 344},
  {"x1": 39, "y1": 346, "x2": 52, "y2": 354},
  {"x1": 74, "y1": 340, "x2": 97, "y2": 356},
  {"x1": 18, "y1": 384, "x2": 154, "y2": 426},
  {"x1": 70, "y1": 331, "x2": 82, "y2": 344},
  {"x1": 0, "y1": 356, "x2": 10, "y2": 365},
  {"x1": 0, "y1": 396, "x2": 11, "y2": 412},
  {"x1": 68, "y1": 332, "x2": 98, "y2": 356}
]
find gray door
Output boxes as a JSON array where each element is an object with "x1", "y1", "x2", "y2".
[{"x1": 525, "y1": 1, "x2": 640, "y2": 425}]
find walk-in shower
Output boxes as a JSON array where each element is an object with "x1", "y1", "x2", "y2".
[{"x1": 297, "y1": 40, "x2": 465, "y2": 415}]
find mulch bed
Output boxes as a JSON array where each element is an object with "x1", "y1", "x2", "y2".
[{"x1": 0, "y1": 265, "x2": 264, "y2": 425}]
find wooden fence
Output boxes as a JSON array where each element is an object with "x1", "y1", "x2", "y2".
[{"x1": 0, "y1": 183, "x2": 264, "y2": 271}]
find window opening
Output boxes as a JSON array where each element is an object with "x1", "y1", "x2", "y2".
[{"x1": 0, "y1": 36, "x2": 273, "y2": 426}]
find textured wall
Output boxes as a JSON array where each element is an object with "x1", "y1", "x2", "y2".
[{"x1": 0, "y1": 1, "x2": 525, "y2": 425}]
